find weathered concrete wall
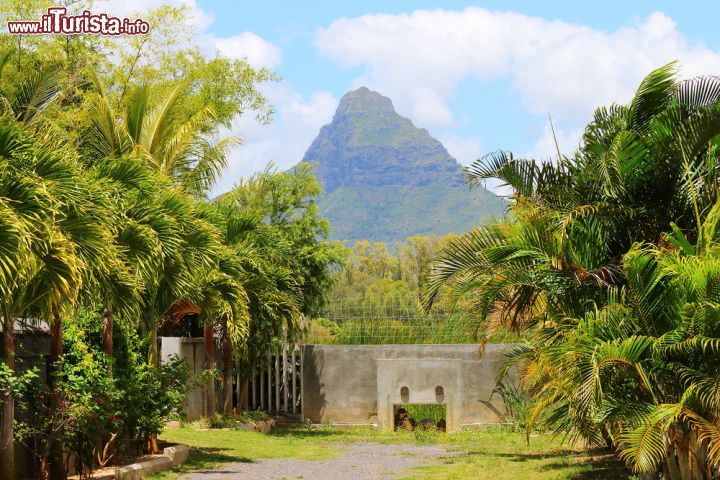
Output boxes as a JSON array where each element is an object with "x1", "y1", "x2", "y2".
[
  {"x1": 302, "y1": 344, "x2": 511, "y2": 429},
  {"x1": 160, "y1": 337, "x2": 223, "y2": 421}
]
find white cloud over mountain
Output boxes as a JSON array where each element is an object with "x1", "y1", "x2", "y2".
[
  {"x1": 213, "y1": 86, "x2": 338, "y2": 194},
  {"x1": 92, "y1": 3, "x2": 720, "y2": 194},
  {"x1": 316, "y1": 8, "x2": 720, "y2": 164}
]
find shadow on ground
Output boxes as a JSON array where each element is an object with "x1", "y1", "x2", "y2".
[
  {"x1": 459, "y1": 447, "x2": 629, "y2": 479},
  {"x1": 569, "y1": 448, "x2": 629, "y2": 480},
  {"x1": 181, "y1": 447, "x2": 253, "y2": 470},
  {"x1": 267, "y1": 428, "x2": 340, "y2": 439}
]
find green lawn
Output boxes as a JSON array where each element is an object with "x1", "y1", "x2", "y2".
[{"x1": 153, "y1": 425, "x2": 630, "y2": 480}]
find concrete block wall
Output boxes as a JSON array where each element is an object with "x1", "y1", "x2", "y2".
[{"x1": 301, "y1": 344, "x2": 511, "y2": 429}]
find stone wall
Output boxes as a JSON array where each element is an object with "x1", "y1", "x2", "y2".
[{"x1": 301, "y1": 344, "x2": 511, "y2": 430}]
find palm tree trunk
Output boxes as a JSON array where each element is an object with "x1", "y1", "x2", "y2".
[
  {"x1": 145, "y1": 317, "x2": 159, "y2": 454},
  {"x1": 49, "y1": 314, "x2": 66, "y2": 480},
  {"x1": 203, "y1": 322, "x2": 216, "y2": 418},
  {"x1": 238, "y1": 373, "x2": 249, "y2": 411},
  {"x1": 688, "y1": 430, "x2": 708, "y2": 479},
  {"x1": 222, "y1": 328, "x2": 233, "y2": 415},
  {"x1": 0, "y1": 314, "x2": 15, "y2": 480},
  {"x1": 665, "y1": 450, "x2": 682, "y2": 480},
  {"x1": 677, "y1": 439, "x2": 692, "y2": 480},
  {"x1": 102, "y1": 304, "x2": 113, "y2": 367},
  {"x1": 147, "y1": 325, "x2": 158, "y2": 369}
]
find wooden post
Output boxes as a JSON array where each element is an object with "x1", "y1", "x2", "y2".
[
  {"x1": 300, "y1": 330, "x2": 305, "y2": 422},
  {"x1": 266, "y1": 353, "x2": 271, "y2": 413},
  {"x1": 203, "y1": 323, "x2": 216, "y2": 418},
  {"x1": 250, "y1": 365, "x2": 255, "y2": 410},
  {"x1": 236, "y1": 367, "x2": 241, "y2": 412},
  {"x1": 274, "y1": 348, "x2": 280, "y2": 413},
  {"x1": 260, "y1": 364, "x2": 265, "y2": 410},
  {"x1": 291, "y1": 346, "x2": 297, "y2": 414},
  {"x1": 282, "y1": 328, "x2": 288, "y2": 413}
]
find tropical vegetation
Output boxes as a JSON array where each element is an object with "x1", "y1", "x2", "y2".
[
  {"x1": 422, "y1": 63, "x2": 720, "y2": 478},
  {"x1": 0, "y1": 2, "x2": 343, "y2": 479}
]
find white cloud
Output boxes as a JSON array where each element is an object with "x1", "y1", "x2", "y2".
[
  {"x1": 94, "y1": 0, "x2": 323, "y2": 190},
  {"x1": 438, "y1": 134, "x2": 482, "y2": 166},
  {"x1": 524, "y1": 122, "x2": 583, "y2": 162},
  {"x1": 211, "y1": 32, "x2": 282, "y2": 69},
  {"x1": 96, "y1": 0, "x2": 281, "y2": 69},
  {"x1": 212, "y1": 86, "x2": 338, "y2": 195},
  {"x1": 315, "y1": 8, "x2": 720, "y2": 153},
  {"x1": 410, "y1": 87, "x2": 454, "y2": 127}
]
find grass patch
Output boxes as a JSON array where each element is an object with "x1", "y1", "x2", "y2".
[
  {"x1": 152, "y1": 425, "x2": 629, "y2": 480},
  {"x1": 404, "y1": 427, "x2": 629, "y2": 480},
  {"x1": 149, "y1": 426, "x2": 342, "y2": 479}
]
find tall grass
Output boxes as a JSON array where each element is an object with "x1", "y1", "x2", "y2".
[{"x1": 402, "y1": 404, "x2": 446, "y2": 423}]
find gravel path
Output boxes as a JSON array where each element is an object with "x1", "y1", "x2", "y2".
[{"x1": 178, "y1": 441, "x2": 454, "y2": 480}]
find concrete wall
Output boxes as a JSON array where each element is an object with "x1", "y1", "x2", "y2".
[
  {"x1": 302, "y1": 344, "x2": 511, "y2": 429},
  {"x1": 160, "y1": 337, "x2": 223, "y2": 421}
]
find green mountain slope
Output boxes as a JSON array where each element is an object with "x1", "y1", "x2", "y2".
[{"x1": 300, "y1": 87, "x2": 505, "y2": 244}]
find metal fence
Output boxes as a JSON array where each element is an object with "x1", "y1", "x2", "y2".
[{"x1": 309, "y1": 296, "x2": 483, "y2": 345}]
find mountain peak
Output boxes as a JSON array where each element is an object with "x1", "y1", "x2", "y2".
[
  {"x1": 302, "y1": 87, "x2": 461, "y2": 194},
  {"x1": 297, "y1": 88, "x2": 504, "y2": 243},
  {"x1": 336, "y1": 87, "x2": 396, "y2": 115}
]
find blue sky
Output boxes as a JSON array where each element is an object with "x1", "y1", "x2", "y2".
[{"x1": 102, "y1": 1, "x2": 720, "y2": 193}]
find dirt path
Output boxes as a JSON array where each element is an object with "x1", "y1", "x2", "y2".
[{"x1": 178, "y1": 441, "x2": 454, "y2": 480}]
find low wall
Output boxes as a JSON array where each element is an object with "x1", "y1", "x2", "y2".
[{"x1": 302, "y1": 344, "x2": 511, "y2": 428}]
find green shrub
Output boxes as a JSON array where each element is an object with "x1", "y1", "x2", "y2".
[
  {"x1": 236, "y1": 410, "x2": 269, "y2": 423},
  {"x1": 19, "y1": 307, "x2": 195, "y2": 475},
  {"x1": 492, "y1": 380, "x2": 531, "y2": 429}
]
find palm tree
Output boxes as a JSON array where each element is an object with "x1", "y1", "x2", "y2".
[
  {"x1": 422, "y1": 63, "x2": 720, "y2": 341},
  {"x1": 213, "y1": 187, "x2": 302, "y2": 411},
  {"x1": 191, "y1": 243, "x2": 249, "y2": 417},
  {"x1": 421, "y1": 64, "x2": 720, "y2": 478},
  {"x1": 0, "y1": 54, "x2": 93, "y2": 479},
  {"x1": 0, "y1": 117, "x2": 114, "y2": 479},
  {"x1": 508, "y1": 212, "x2": 720, "y2": 478},
  {"x1": 84, "y1": 78, "x2": 237, "y2": 198},
  {"x1": 81, "y1": 77, "x2": 235, "y2": 368}
]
